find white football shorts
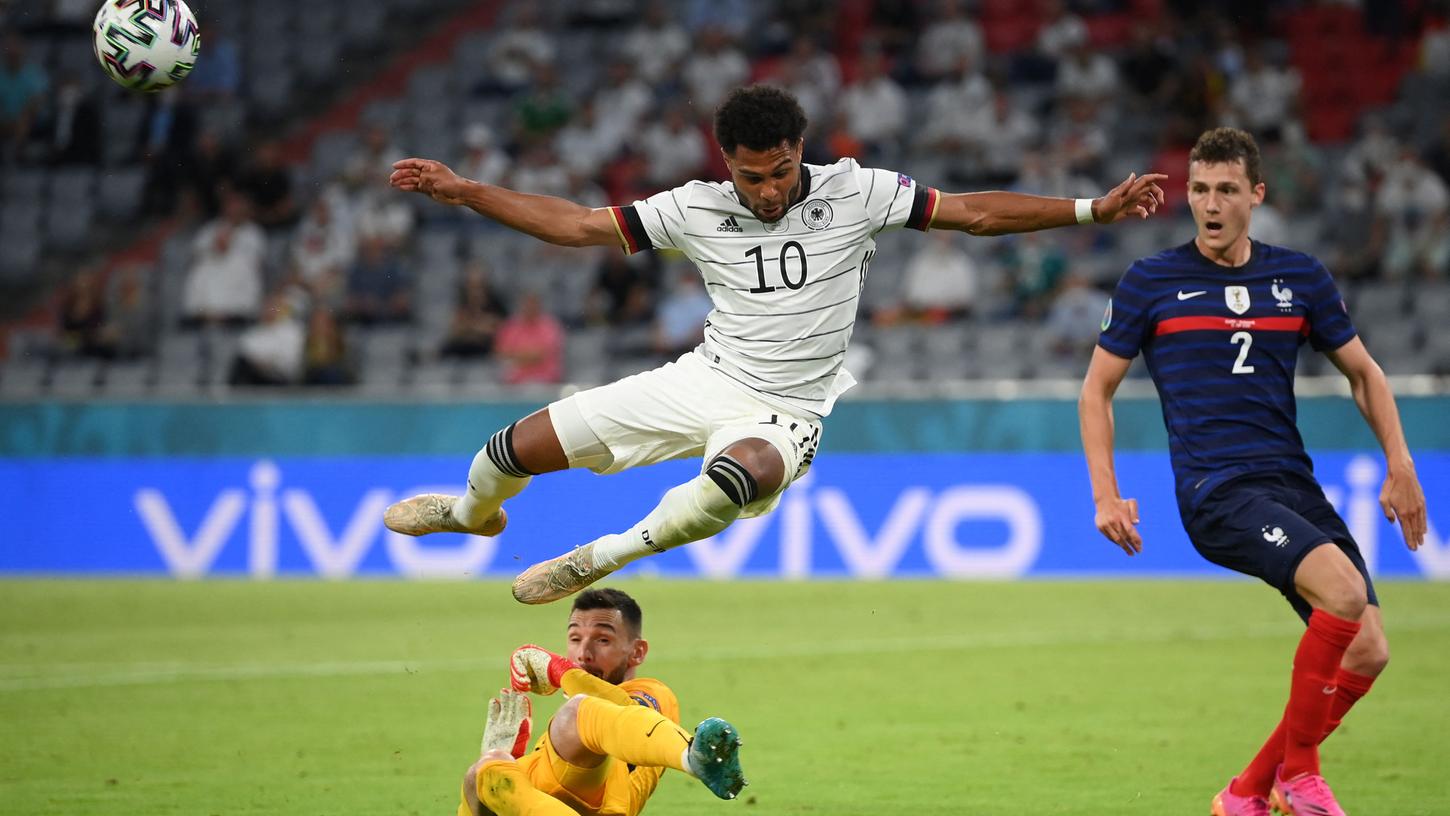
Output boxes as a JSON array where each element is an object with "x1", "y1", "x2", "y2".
[{"x1": 548, "y1": 350, "x2": 822, "y2": 518}]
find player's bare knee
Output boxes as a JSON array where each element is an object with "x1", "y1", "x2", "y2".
[
  {"x1": 509, "y1": 409, "x2": 570, "y2": 474},
  {"x1": 1315, "y1": 580, "x2": 1367, "y2": 621},
  {"x1": 718, "y1": 439, "x2": 786, "y2": 498}
]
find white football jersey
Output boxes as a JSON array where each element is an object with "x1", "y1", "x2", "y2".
[{"x1": 607, "y1": 158, "x2": 940, "y2": 416}]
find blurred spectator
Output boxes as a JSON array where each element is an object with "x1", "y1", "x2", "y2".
[
  {"x1": 840, "y1": 50, "x2": 907, "y2": 159},
  {"x1": 1261, "y1": 131, "x2": 1324, "y2": 216},
  {"x1": 653, "y1": 267, "x2": 712, "y2": 356},
  {"x1": 1423, "y1": 114, "x2": 1450, "y2": 187},
  {"x1": 181, "y1": 192, "x2": 266, "y2": 326},
  {"x1": 1005, "y1": 232, "x2": 1069, "y2": 318},
  {"x1": 57, "y1": 270, "x2": 109, "y2": 358},
  {"x1": 767, "y1": 37, "x2": 838, "y2": 136},
  {"x1": 683, "y1": 0, "x2": 756, "y2": 37},
  {"x1": 1377, "y1": 148, "x2": 1450, "y2": 279},
  {"x1": 302, "y1": 307, "x2": 355, "y2": 386},
  {"x1": 1227, "y1": 47, "x2": 1301, "y2": 143},
  {"x1": 619, "y1": 1, "x2": 690, "y2": 84},
  {"x1": 513, "y1": 62, "x2": 574, "y2": 142},
  {"x1": 185, "y1": 34, "x2": 241, "y2": 100},
  {"x1": 458, "y1": 123, "x2": 512, "y2": 187},
  {"x1": 1421, "y1": 15, "x2": 1450, "y2": 79},
  {"x1": 183, "y1": 129, "x2": 240, "y2": 220},
  {"x1": 487, "y1": 5, "x2": 557, "y2": 94},
  {"x1": 1048, "y1": 97, "x2": 1108, "y2": 179},
  {"x1": 229, "y1": 291, "x2": 305, "y2": 386},
  {"x1": 0, "y1": 33, "x2": 47, "y2": 159},
  {"x1": 344, "y1": 124, "x2": 406, "y2": 188},
  {"x1": 511, "y1": 141, "x2": 572, "y2": 198},
  {"x1": 915, "y1": 0, "x2": 984, "y2": 84},
  {"x1": 1056, "y1": 41, "x2": 1121, "y2": 104},
  {"x1": 918, "y1": 55, "x2": 994, "y2": 156},
  {"x1": 1044, "y1": 272, "x2": 1110, "y2": 358},
  {"x1": 556, "y1": 99, "x2": 626, "y2": 180},
  {"x1": 1035, "y1": 0, "x2": 1088, "y2": 61},
  {"x1": 137, "y1": 93, "x2": 199, "y2": 216},
  {"x1": 586, "y1": 252, "x2": 658, "y2": 327},
  {"x1": 1119, "y1": 23, "x2": 1176, "y2": 107},
  {"x1": 1013, "y1": 149, "x2": 1097, "y2": 200},
  {"x1": 104, "y1": 265, "x2": 157, "y2": 359},
  {"x1": 36, "y1": 73, "x2": 100, "y2": 165},
  {"x1": 783, "y1": 35, "x2": 841, "y2": 97},
  {"x1": 899, "y1": 230, "x2": 979, "y2": 322},
  {"x1": 1247, "y1": 199, "x2": 1290, "y2": 247},
  {"x1": 594, "y1": 60, "x2": 654, "y2": 144},
  {"x1": 870, "y1": 0, "x2": 921, "y2": 58},
  {"x1": 440, "y1": 261, "x2": 510, "y2": 358},
  {"x1": 972, "y1": 92, "x2": 1042, "y2": 187},
  {"x1": 237, "y1": 139, "x2": 298, "y2": 229},
  {"x1": 641, "y1": 104, "x2": 708, "y2": 188},
  {"x1": 290, "y1": 187, "x2": 356, "y2": 308},
  {"x1": 683, "y1": 27, "x2": 750, "y2": 112},
  {"x1": 1343, "y1": 117, "x2": 1402, "y2": 185},
  {"x1": 344, "y1": 236, "x2": 413, "y2": 324},
  {"x1": 496, "y1": 291, "x2": 564, "y2": 384}
]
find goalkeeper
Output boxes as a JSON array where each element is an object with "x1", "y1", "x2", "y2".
[{"x1": 459, "y1": 588, "x2": 747, "y2": 816}]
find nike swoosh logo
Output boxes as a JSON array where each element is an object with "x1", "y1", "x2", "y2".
[{"x1": 1177, "y1": 290, "x2": 1207, "y2": 300}]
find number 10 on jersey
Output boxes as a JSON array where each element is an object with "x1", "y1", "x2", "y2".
[{"x1": 747, "y1": 242, "x2": 808, "y2": 293}]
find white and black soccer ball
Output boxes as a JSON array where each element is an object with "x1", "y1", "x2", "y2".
[{"x1": 92, "y1": 0, "x2": 201, "y2": 92}]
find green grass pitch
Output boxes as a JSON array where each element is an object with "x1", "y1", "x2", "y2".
[{"x1": 3, "y1": 579, "x2": 1449, "y2": 815}]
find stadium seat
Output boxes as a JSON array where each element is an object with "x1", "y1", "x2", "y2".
[
  {"x1": 0, "y1": 361, "x2": 48, "y2": 398},
  {"x1": 102, "y1": 359, "x2": 155, "y2": 396},
  {"x1": 49, "y1": 359, "x2": 103, "y2": 398}
]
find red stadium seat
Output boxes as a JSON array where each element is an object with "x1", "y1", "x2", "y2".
[{"x1": 1085, "y1": 14, "x2": 1133, "y2": 49}]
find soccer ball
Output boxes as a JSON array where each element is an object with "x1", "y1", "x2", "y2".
[{"x1": 92, "y1": 0, "x2": 201, "y2": 92}]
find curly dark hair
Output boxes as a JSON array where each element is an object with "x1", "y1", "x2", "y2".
[
  {"x1": 1189, "y1": 127, "x2": 1263, "y2": 186},
  {"x1": 571, "y1": 587, "x2": 643, "y2": 636},
  {"x1": 713, "y1": 85, "x2": 809, "y2": 154}
]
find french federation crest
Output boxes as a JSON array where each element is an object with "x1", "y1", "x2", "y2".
[
  {"x1": 1225, "y1": 285, "x2": 1251, "y2": 315},
  {"x1": 803, "y1": 199, "x2": 833, "y2": 230}
]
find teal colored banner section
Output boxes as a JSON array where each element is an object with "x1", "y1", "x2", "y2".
[{"x1": 2, "y1": 396, "x2": 1447, "y2": 457}]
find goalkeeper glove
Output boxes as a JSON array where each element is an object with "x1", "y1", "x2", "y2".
[{"x1": 509, "y1": 644, "x2": 576, "y2": 695}]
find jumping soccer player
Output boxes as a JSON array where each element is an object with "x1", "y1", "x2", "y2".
[
  {"x1": 386, "y1": 84, "x2": 1165, "y2": 605},
  {"x1": 460, "y1": 588, "x2": 745, "y2": 816},
  {"x1": 1079, "y1": 127, "x2": 1428, "y2": 816}
]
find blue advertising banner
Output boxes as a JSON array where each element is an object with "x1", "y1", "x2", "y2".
[{"x1": 2, "y1": 452, "x2": 1445, "y2": 580}]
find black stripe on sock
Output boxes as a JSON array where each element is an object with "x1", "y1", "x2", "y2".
[
  {"x1": 486, "y1": 424, "x2": 534, "y2": 478},
  {"x1": 705, "y1": 455, "x2": 758, "y2": 507}
]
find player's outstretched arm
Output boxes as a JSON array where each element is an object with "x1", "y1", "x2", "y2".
[
  {"x1": 932, "y1": 172, "x2": 1167, "y2": 236},
  {"x1": 1325, "y1": 337, "x2": 1428, "y2": 550},
  {"x1": 1079, "y1": 346, "x2": 1142, "y2": 555},
  {"x1": 390, "y1": 158, "x2": 621, "y2": 248}
]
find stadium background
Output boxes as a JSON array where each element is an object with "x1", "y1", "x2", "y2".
[{"x1": 3, "y1": 1, "x2": 1450, "y2": 814}]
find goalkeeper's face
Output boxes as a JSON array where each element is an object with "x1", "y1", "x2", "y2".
[{"x1": 566, "y1": 608, "x2": 647, "y2": 685}]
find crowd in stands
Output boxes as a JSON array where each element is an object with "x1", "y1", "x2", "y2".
[{"x1": 4, "y1": 0, "x2": 1450, "y2": 395}]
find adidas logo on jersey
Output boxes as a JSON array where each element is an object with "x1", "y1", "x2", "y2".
[{"x1": 716, "y1": 216, "x2": 743, "y2": 233}]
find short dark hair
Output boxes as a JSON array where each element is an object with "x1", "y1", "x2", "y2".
[
  {"x1": 713, "y1": 85, "x2": 808, "y2": 154},
  {"x1": 1189, "y1": 127, "x2": 1263, "y2": 186},
  {"x1": 571, "y1": 588, "x2": 643, "y2": 636}
]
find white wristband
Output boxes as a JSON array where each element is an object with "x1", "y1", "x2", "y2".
[{"x1": 1075, "y1": 198, "x2": 1096, "y2": 225}]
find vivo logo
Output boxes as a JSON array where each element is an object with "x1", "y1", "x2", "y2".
[
  {"x1": 687, "y1": 472, "x2": 1041, "y2": 578},
  {"x1": 130, "y1": 462, "x2": 1043, "y2": 579},
  {"x1": 134, "y1": 461, "x2": 493, "y2": 578}
]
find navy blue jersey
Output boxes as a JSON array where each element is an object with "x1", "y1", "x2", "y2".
[{"x1": 1098, "y1": 240, "x2": 1357, "y2": 519}]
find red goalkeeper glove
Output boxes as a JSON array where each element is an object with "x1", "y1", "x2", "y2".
[{"x1": 509, "y1": 644, "x2": 576, "y2": 695}]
